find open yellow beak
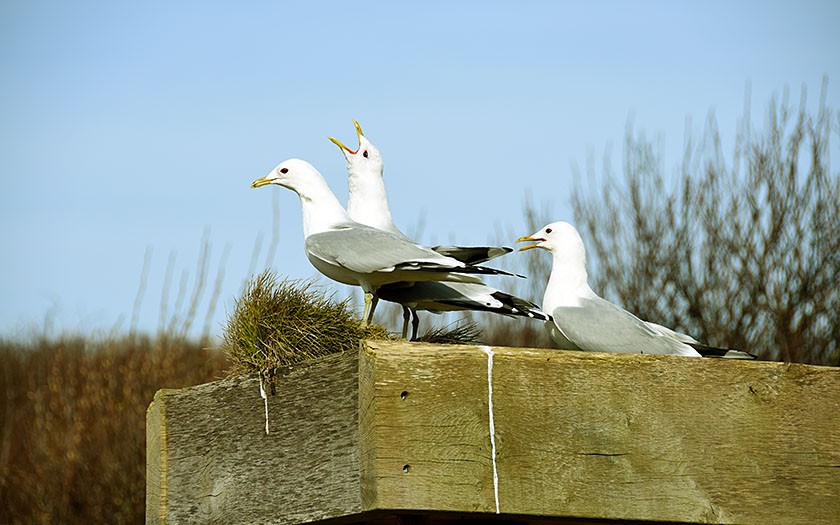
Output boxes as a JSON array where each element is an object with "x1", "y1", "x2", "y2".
[
  {"x1": 516, "y1": 235, "x2": 541, "y2": 252},
  {"x1": 251, "y1": 176, "x2": 274, "y2": 188},
  {"x1": 352, "y1": 119, "x2": 364, "y2": 138},
  {"x1": 328, "y1": 119, "x2": 365, "y2": 154},
  {"x1": 328, "y1": 135, "x2": 353, "y2": 153}
]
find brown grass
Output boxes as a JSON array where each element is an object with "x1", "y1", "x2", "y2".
[{"x1": 0, "y1": 334, "x2": 226, "y2": 524}]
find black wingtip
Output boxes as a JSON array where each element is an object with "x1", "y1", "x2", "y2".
[
  {"x1": 489, "y1": 291, "x2": 551, "y2": 321},
  {"x1": 690, "y1": 343, "x2": 757, "y2": 360},
  {"x1": 431, "y1": 245, "x2": 513, "y2": 265}
]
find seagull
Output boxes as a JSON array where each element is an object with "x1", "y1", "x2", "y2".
[
  {"x1": 329, "y1": 120, "x2": 511, "y2": 265},
  {"x1": 328, "y1": 120, "x2": 546, "y2": 338},
  {"x1": 517, "y1": 221, "x2": 755, "y2": 358},
  {"x1": 251, "y1": 158, "x2": 518, "y2": 326}
]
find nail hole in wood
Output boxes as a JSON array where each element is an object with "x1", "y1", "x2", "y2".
[
  {"x1": 400, "y1": 391, "x2": 409, "y2": 400},
  {"x1": 403, "y1": 464, "x2": 410, "y2": 474}
]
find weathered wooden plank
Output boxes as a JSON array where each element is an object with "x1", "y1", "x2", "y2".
[
  {"x1": 362, "y1": 341, "x2": 840, "y2": 524},
  {"x1": 146, "y1": 388, "x2": 170, "y2": 523},
  {"x1": 359, "y1": 343, "x2": 496, "y2": 513},
  {"x1": 487, "y1": 347, "x2": 840, "y2": 523},
  {"x1": 148, "y1": 341, "x2": 840, "y2": 524},
  {"x1": 146, "y1": 351, "x2": 363, "y2": 525}
]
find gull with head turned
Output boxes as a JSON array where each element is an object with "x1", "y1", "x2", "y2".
[
  {"x1": 329, "y1": 120, "x2": 547, "y2": 339},
  {"x1": 251, "y1": 158, "x2": 517, "y2": 326},
  {"x1": 517, "y1": 221, "x2": 754, "y2": 358}
]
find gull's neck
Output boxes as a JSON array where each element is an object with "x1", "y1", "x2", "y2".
[
  {"x1": 347, "y1": 167, "x2": 404, "y2": 237},
  {"x1": 295, "y1": 176, "x2": 352, "y2": 238},
  {"x1": 542, "y1": 248, "x2": 594, "y2": 312}
]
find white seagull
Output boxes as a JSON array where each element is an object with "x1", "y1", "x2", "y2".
[
  {"x1": 251, "y1": 158, "x2": 517, "y2": 325},
  {"x1": 517, "y1": 221, "x2": 755, "y2": 358},
  {"x1": 328, "y1": 120, "x2": 547, "y2": 339},
  {"x1": 329, "y1": 120, "x2": 512, "y2": 264}
]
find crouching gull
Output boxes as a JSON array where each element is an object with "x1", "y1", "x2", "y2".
[
  {"x1": 517, "y1": 221, "x2": 755, "y2": 359},
  {"x1": 329, "y1": 120, "x2": 546, "y2": 338},
  {"x1": 251, "y1": 158, "x2": 518, "y2": 325}
]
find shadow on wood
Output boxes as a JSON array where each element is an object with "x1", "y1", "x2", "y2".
[{"x1": 146, "y1": 341, "x2": 840, "y2": 524}]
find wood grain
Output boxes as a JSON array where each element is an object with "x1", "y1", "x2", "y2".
[
  {"x1": 361, "y1": 341, "x2": 840, "y2": 524},
  {"x1": 487, "y1": 347, "x2": 840, "y2": 523},
  {"x1": 359, "y1": 342, "x2": 496, "y2": 513},
  {"x1": 146, "y1": 350, "x2": 363, "y2": 524},
  {"x1": 147, "y1": 341, "x2": 840, "y2": 524}
]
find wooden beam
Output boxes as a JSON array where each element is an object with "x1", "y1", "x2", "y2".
[
  {"x1": 147, "y1": 341, "x2": 840, "y2": 524},
  {"x1": 146, "y1": 351, "x2": 364, "y2": 524}
]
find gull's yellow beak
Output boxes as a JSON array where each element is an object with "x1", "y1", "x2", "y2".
[
  {"x1": 516, "y1": 235, "x2": 542, "y2": 252},
  {"x1": 251, "y1": 176, "x2": 274, "y2": 189},
  {"x1": 328, "y1": 119, "x2": 365, "y2": 154},
  {"x1": 328, "y1": 135, "x2": 353, "y2": 153},
  {"x1": 352, "y1": 119, "x2": 364, "y2": 139}
]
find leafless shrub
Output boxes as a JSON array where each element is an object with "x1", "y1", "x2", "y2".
[{"x1": 570, "y1": 82, "x2": 839, "y2": 365}]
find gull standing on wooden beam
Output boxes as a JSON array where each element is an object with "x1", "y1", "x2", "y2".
[
  {"x1": 251, "y1": 158, "x2": 518, "y2": 326},
  {"x1": 329, "y1": 120, "x2": 546, "y2": 339},
  {"x1": 517, "y1": 221, "x2": 755, "y2": 358}
]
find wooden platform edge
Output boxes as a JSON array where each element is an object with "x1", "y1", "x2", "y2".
[
  {"x1": 358, "y1": 340, "x2": 840, "y2": 524},
  {"x1": 146, "y1": 388, "x2": 173, "y2": 525},
  {"x1": 146, "y1": 342, "x2": 840, "y2": 524}
]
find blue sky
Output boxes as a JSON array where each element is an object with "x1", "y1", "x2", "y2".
[{"x1": 1, "y1": 1, "x2": 838, "y2": 339}]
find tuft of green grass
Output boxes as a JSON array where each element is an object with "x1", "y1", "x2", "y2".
[{"x1": 222, "y1": 271, "x2": 394, "y2": 374}]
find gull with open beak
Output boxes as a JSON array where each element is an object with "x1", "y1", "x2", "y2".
[
  {"x1": 328, "y1": 120, "x2": 546, "y2": 339},
  {"x1": 517, "y1": 221, "x2": 754, "y2": 358},
  {"x1": 329, "y1": 120, "x2": 512, "y2": 264}
]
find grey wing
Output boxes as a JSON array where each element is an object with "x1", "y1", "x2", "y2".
[
  {"x1": 305, "y1": 227, "x2": 456, "y2": 275},
  {"x1": 644, "y1": 321, "x2": 755, "y2": 358},
  {"x1": 644, "y1": 321, "x2": 756, "y2": 359},
  {"x1": 431, "y1": 245, "x2": 513, "y2": 265},
  {"x1": 553, "y1": 297, "x2": 699, "y2": 356},
  {"x1": 645, "y1": 321, "x2": 700, "y2": 344}
]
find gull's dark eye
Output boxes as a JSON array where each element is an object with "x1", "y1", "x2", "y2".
[
  {"x1": 362, "y1": 150, "x2": 369, "y2": 158},
  {"x1": 545, "y1": 228, "x2": 553, "y2": 234},
  {"x1": 280, "y1": 167, "x2": 289, "y2": 174}
]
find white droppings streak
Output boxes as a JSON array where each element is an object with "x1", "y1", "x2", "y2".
[
  {"x1": 481, "y1": 346, "x2": 500, "y2": 514},
  {"x1": 259, "y1": 372, "x2": 270, "y2": 435}
]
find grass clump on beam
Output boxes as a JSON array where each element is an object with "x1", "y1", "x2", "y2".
[
  {"x1": 223, "y1": 270, "x2": 394, "y2": 375},
  {"x1": 416, "y1": 321, "x2": 483, "y2": 345}
]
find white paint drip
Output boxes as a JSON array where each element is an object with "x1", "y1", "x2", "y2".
[
  {"x1": 481, "y1": 346, "x2": 500, "y2": 514},
  {"x1": 259, "y1": 372, "x2": 270, "y2": 435}
]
